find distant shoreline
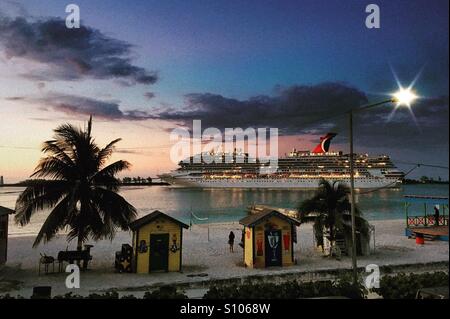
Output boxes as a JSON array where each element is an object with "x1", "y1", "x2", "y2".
[
  {"x1": 0, "y1": 182, "x2": 170, "y2": 187},
  {"x1": 1, "y1": 180, "x2": 448, "y2": 187},
  {"x1": 402, "y1": 180, "x2": 449, "y2": 185},
  {"x1": 119, "y1": 182, "x2": 170, "y2": 186}
]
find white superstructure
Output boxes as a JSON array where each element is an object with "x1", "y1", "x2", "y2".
[{"x1": 159, "y1": 133, "x2": 404, "y2": 189}]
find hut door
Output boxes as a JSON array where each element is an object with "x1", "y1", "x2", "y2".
[
  {"x1": 149, "y1": 234, "x2": 169, "y2": 272},
  {"x1": 264, "y1": 230, "x2": 282, "y2": 267}
]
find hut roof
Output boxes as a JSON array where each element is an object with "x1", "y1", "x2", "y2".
[
  {"x1": 129, "y1": 210, "x2": 189, "y2": 231},
  {"x1": 239, "y1": 209, "x2": 300, "y2": 227},
  {"x1": 0, "y1": 206, "x2": 14, "y2": 217}
]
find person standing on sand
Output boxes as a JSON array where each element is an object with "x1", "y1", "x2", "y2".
[
  {"x1": 228, "y1": 231, "x2": 235, "y2": 252},
  {"x1": 434, "y1": 206, "x2": 440, "y2": 226}
]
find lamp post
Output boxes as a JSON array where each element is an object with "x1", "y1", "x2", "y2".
[{"x1": 348, "y1": 88, "x2": 418, "y2": 286}]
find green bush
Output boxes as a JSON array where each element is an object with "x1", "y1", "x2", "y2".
[
  {"x1": 53, "y1": 292, "x2": 85, "y2": 299},
  {"x1": 2, "y1": 271, "x2": 445, "y2": 299},
  {"x1": 204, "y1": 276, "x2": 366, "y2": 299},
  {"x1": 50, "y1": 291, "x2": 120, "y2": 299},
  {"x1": 1, "y1": 289, "x2": 186, "y2": 299},
  {"x1": 87, "y1": 292, "x2": 119, "y2": 299},
  {"x1": 0, "y1": 294, "x2": 25, "y2": 299},
  {"x1": 143, "y1": 286, "x2": 187, "y2": 299},
  {"x1": 374, "y1": 271, "x2": 449, "y2": 299},
  {"x1": 333, "y1": 273, "x2": 367, "y2": 299}
]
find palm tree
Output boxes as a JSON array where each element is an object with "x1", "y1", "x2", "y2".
[
  {"x1": 15, "y1": 116, "x2": 137, "y2": 249},
  {"x1": 298, "y1": 179, "x2": 369, "y2": 253}
]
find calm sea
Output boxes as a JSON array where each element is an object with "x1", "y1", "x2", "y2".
[{"x1": 1, "y1": 184, "x2": 448, "y2": 233}]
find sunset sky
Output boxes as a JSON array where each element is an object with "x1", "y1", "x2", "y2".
[{"x1": 0, "y1": 0, "x2": 448, "y2": 183}]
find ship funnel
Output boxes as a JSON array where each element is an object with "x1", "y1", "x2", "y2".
[{"x1": 312, "y1": 133, "x2": 337, "y2": 153}]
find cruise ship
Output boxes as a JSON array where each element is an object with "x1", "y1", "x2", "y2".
[{"x1": 159, "y1": 133, "x2": 404, "y2": 189}]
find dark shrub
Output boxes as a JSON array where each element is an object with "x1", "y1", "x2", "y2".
[
  {"x1": 143, "y1": 286, "x2": 187, "y2": 299},
  {"x1": 374, "y1": 271, "x2": 448, "y2": 299}
]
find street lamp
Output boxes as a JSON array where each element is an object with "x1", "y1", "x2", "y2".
[
  {"x1": 393, "y1": 88, "x2": 418, "y2": 107},
  {"x1": 348, "y1": 87, "x2": 418, "y2": 286}
]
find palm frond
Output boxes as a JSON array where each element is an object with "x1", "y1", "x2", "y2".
[
  {"x1": 87, "y1": 115, "x2": 93, "y2": 138},
  {"x1": 92, "y1": 160, "x2": 130, "y2": 190},
  {"x1": 298, "y1": 198, "x2": 322, "y2": 223},
  {"x1": 31, "y1": 156, "x2": 76, "y2": 180},
  {"x1": 66, "y1": 199, "x2": 104, "y2": 243},
  {"x1": 96, "y1": 138, "x2": 122, "y2": 169},
  {"x1": 15, "y1": 181, "x2": 70, "y2": 226},
  {"x1": 92, "y1": 188, "x2": 138, "y2": 231},
  {"x1": 53, "y1": 123, "x2": 85, "y2": 146},
  {"x1": 41, "y1": 141, "x2": 76, "y2": 167},
  {"x1": 33, "y1": 194, "x2": 77, "y2": 247}
]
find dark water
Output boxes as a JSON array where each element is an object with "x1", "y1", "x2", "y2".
[{"x1": 1, "y1": 184, "x2": 448, "y2": 229}]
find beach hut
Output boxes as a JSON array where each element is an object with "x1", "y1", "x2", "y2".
[
  {"x1": 129, "y1": 210, "x2": 189, "y2": 273},
  {"x1": 404, "y1": 195, "x2": 449, "y2": 242},
  {"x1": 0, "y1": 206, "x2": 14, "y2": 265},
  {"x1": 239, "y1": 210, "x2": 300, "y2": 268}
]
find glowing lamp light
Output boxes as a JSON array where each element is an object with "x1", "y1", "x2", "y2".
[{"x1": 392, "y1": 87, "x2": 418, "y2": 107}]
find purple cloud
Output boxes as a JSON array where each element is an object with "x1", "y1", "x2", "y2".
[{"x1": 0, "y1": 14, "x2": 158, "y2": 85}]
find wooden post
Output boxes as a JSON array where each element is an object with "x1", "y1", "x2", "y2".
[
  {"x1": 424, "y1": 203, "x2": 427, "y2": 226},
  {"x1": 348, "y1": 110, "x2": 358, "y2": 286},
  {"x1": 405, "y1": 202, "x2": 409, "y2": 228},
  {"x1": 442, "y1": 205, "x2": 445, "y2": 225}
]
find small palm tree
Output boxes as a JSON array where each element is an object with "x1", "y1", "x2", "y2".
[
  {"x1": 298, "y1": 179, "x2": 369, "y2": 253},
  {"x1": 15, "y1": 116, "x2": 137, "y2": 249}
]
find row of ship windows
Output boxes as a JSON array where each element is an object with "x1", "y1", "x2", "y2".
[
  {"x1": 181, "y1": 164, "x2": 394, "y2": 168},
  {"x1": 182, "y1": 168, "x2": 394, "y2": 172},
  {"x1": 193, "y1": 178, "x2": 395, "y2": 182},
  {"x1": 183, "y1": 170, "x2": 395, "y2": 175},
  {"x1": 182, "y1": 160, "x2": 391, "y2": 163}
]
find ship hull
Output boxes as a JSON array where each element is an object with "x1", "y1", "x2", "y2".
[{"x1": 160, "y1": 175, "x2": 402, "y2": 189}]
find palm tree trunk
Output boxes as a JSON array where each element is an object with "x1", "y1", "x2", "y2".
[
  {"x1": 77, "y1": 236, "x2": 83, "y2": 251},
  {"x1": 76, "y1": 232, "x2": 82, "y2": 267},
  {"x1": 77, "y1": 200, "x2": 85, "y2": 252},
  {"x1": 329, "y1": 224, "x2": 335, "y2": 251}
]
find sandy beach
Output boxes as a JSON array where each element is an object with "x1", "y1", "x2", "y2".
[{"x1": 0, "y1": 218, "x2": 448, "y2": 298}]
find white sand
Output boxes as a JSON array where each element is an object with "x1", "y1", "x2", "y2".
[{"x1": 1, "y1": 219, "x2": 448, "y2": 297}]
